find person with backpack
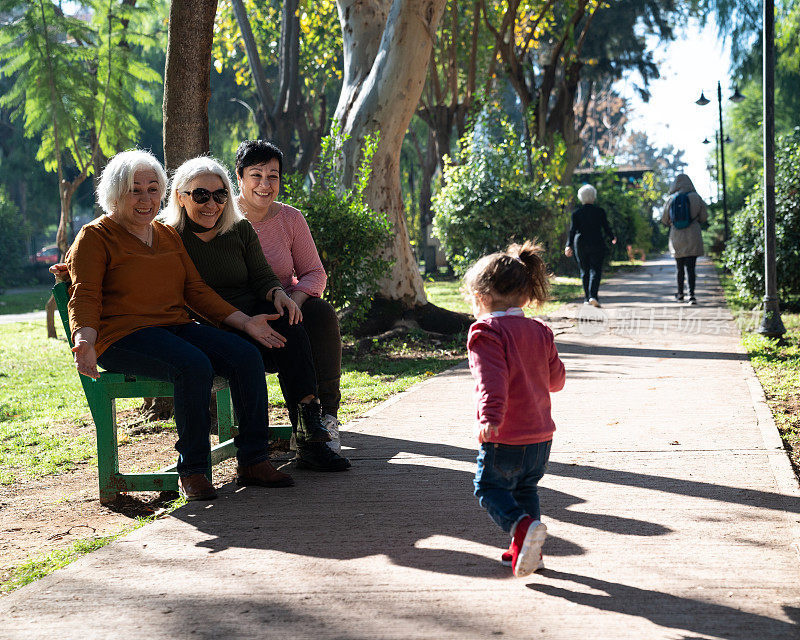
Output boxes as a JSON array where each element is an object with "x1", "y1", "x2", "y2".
[{"x1": 661, "y1": 174, "x2": 708, "y2": 305}]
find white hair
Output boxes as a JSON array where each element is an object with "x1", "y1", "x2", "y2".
[
  {"x1": 577, "y1": 184, "x2": 597, "y2": 205},
  {"x1": 97, "y1": 149, "x2": 167, "y2": 215},
  {"x1": 163, "y1": 156, "x2": 242, "y2": 236}
]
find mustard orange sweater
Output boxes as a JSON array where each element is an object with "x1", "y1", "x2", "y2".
[{"x1": 66, "y1": 216, "x2": 237, "y2": 356}]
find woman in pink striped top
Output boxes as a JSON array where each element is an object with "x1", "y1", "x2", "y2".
[{"x1": 235, "y1": 140, "x2": 343, "y2": 457}]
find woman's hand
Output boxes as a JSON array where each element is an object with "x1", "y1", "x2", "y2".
[
  {"x1": 244, "y1": 314, "x2": 287, "y2": 348},
  {"x1": 611, "y1": 237, "x2": 618, "y2": 245},
  {"x1": 72, "y1": 329, "x2": 100, "y2": 379},
  {"x1": 49, "y1": 262, "x2": 70, "y2": 282},
  {"x1": 564, "y1": 246, "x2": 573, "y2": 258},
  {"x1": 273, "y1": 289, "x2": 302, "y2": 324}
]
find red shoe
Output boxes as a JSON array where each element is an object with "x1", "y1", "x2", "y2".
[
  {"x1": 502, "y1": 546, "x2": 544, "y2": 571},
  {"x1": 509, "y1": 517, "x2": 547, "y2": 577}
]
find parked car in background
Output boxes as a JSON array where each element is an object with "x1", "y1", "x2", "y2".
[{"x1": 30, "y1": 245, "x2": 59, "y2": 265}]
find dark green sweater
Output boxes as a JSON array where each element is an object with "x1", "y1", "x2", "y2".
[{"x1": 179, "y1": 219, "x2": 282, "y2": 315}]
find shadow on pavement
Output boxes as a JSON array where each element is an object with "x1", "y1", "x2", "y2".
[
  {"x1": 557, "y1": 342, "x2": 748, "y2": 362},
  {"x1": 527, "y1": 570, "x2": 800, "y2": 640},
  {"x1": 167, "y1": 430, "x2": 798, "y2": 582}
]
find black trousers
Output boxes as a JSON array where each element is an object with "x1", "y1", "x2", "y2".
[
  {"x1": 300, "y1": 297, "x2": 342, "y2": 419},
  {"x1": 575, "y1": 243, "x2": 605, "y2": 301},
  {"x1": 675, "y1": 256, "x2": 697, "y2": 297},
  {"x1": 235, "y1": 300, "x2": 318, "y2": 423}
]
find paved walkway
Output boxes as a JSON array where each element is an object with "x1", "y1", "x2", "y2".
[{"x1": 2, "y1": 256, "x2": 799, "y2": 639}]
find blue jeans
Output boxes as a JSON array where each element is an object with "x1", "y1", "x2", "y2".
[
  {"x1": 473, "y1": 440, "x2": 552, "y2": 533},
  {"x1": 97, "y1": 323, "x2": 271, "y2": 476}
]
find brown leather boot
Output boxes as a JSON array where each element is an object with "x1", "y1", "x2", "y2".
[
  {"x1": 178, "y1": 473, "x2": 218, "y2": 501},
  {"x1": 236, "y1": 460, "x2": 295, "y2": 487}
]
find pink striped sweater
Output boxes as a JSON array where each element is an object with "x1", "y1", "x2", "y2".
[{"x1": 250, "y1": 202, "x2": 327, "y2": 298}]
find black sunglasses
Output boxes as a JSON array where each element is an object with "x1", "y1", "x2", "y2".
[{"x1": 181, "y1": 188, "x2": 228, "y2": 204}]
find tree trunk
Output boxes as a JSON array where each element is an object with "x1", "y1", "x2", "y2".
[
  {"x1": 335, "y1": 0, "x2": 446, "y2": 309},
  {"x1": 163, "y1": 0, "x2": 218, "y2": 171},
  {"x1": 47, "y1": 180, "x2": 79, "y2": 338}
]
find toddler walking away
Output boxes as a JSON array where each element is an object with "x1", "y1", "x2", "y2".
[{"x1": 464, "y1": 241, "x2": 566, "y2": 578}]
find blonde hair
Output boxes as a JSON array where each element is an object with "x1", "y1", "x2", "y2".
[
  {"x1": 163, "y1": 156, "x2": 242, "y2": 236},
  {"x1": 97, "y1": 149, "x2": 167, "y2": 215},
  {"x1": 577, "y1": 184, "x2": 597, "y2": 204},
  {"x1": 462, "y1": 240, "x2": 550, "y2": 307}
]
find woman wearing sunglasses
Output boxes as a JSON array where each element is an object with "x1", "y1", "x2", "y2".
[
  {"x1": 164, "y1": 156, "x2": 350, "y2": 472},
  {"x1": 61, "y1": 150, "x2": 294, "y2": 501}
]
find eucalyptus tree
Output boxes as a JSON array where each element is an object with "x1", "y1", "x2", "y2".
[
  {"x1": 410, "y1": 0, "x2": 496, "y2": 258},
  {"x1": 333, "y1": 0, "x2": 466, "y2": 329}
]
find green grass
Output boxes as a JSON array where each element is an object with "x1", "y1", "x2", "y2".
[
  {"x1": 424, "y1": 274, "x2": 583, "y2": 317},
  {"x1": 717, "y1": 269, "x2": 800, "y2": 472},
  {"x1": 0, "y1": 321, "x2": 99, "y2": 484},
  {"x1": 1, "y1": 535, "x2": 119, "y2": 594},
  {"x1": 0, "y1": 288, "x2": 52, "y2": 315}
]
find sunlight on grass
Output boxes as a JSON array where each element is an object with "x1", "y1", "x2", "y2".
[
  {"x1": 718, "y1": 268, "x2": 800, "y2": 471},
  {"x1": 0, "y1": 288, "x2": 52, "y2": 315},
  {"x1": 0, "y1": 321, "x2": 99, "y2": 484},
  {"x1": 425, "y1": 275, "x2": 582, "y2": 317}
]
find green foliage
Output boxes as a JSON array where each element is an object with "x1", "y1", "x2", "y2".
[
  {"x1": 431, "y1": 110, "x2": 569, "y2": 276},
  {"x1": 0, "y1": 1, "x2": 161, "y2": 176},
  {"x1": 724, "y1": 129, "x2": 800, "y2": 301},
  {"x1": 582, "y1": 165, "x2": 664, "y2": 260},
  {"x1": 281, "y1": 125, "x2": 393, "y2": 323},
  {"x1": 0, "y1": 187, "x2": 28, "y2": 291}
]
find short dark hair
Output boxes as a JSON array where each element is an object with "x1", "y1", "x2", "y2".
[{"x1": 235, "y1": 140, "x2": 284, "y2": 178}]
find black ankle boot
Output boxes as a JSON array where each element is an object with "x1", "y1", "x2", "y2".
[
  {"x1": 297, "y1": 401, "x2": 331, "y2": 443},
  {"x1": 296, "y1": 442, "x2": 351, "y2": 472}
]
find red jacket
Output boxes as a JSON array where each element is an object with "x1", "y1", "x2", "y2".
[{"x1": 467, "y1": 310, "x2": 565, "y2": 445}]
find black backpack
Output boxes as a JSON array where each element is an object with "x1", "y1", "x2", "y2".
[{"x1": 669, "y1": 192, "x2": 692, "y2": 229}]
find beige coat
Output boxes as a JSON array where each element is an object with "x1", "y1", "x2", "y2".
[{"x1": 661, "y1": 174, "x2": 708, "y2": 258}]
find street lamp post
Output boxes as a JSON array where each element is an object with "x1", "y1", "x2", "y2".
[
  {"x1": 759, "y1": 0, "x2": 786, "y2": 338},
  {"x1": 696, "y1": 82, "x2": 744, "y2": 243}
]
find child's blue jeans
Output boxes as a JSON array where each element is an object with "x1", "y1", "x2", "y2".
[{"x1": 473, "y1": 440, "x2": 552, "y2": 533}]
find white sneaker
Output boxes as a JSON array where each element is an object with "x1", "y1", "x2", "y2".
[
  {"x1": 588, "y1": 298, "x2": 601, "y2": 307},
  {"x1": 322, "y1": 414, "x2": 341, "y2": 453}
]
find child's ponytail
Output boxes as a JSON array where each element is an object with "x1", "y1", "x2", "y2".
[
  {"x1": 507, "y1": 240, "x2": 550, "y2": 306},
  {"x1": 462, "y1": 239, "x2": 551, "y2": 307}
]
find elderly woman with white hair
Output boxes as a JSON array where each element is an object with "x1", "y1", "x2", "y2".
[
  {"x1": 564, "y1": 184, "x2": 617, "y2": 307},
  {"x1": 163, "y1": 156, "x2": 350, "y2": 472},
  {"x1": 63, "y1": 149, "x2": 294, "y2": 501}
]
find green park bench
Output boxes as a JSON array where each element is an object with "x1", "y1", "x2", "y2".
[{"x1": 52, "y1": 281, "x2": 290, "y2": 504}]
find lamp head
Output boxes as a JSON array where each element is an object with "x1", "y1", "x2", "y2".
[
  {"x1": 695, "y1": 92, "x2": 710, "y2": 106},
  {"x1": 730, "y1": 86, "x2": 745, "y2": 103}
]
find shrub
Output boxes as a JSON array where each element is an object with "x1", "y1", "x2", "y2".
[
  {"x1": 0, "y1": 188, "x2": 28, "y2": 291},
  {"x1": 282, "y1": 126, "x2": 393, "y2": 323},
  {"x1": 724, "y1": 129, "x2": 800, "y2": 301},
  {"x1": 432, "y1": 112, "x2": 568, "y2": 275}
]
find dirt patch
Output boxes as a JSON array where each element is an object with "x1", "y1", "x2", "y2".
[{"x1": 0, "y1": 408, "x2": 293, "y2": 591}]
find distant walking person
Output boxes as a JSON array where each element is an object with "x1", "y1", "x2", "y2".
[
  {"x1": 464, "y1": 241, "x2": 566, "y2": 578},
  {"x1": 564, "y1": 184, "x2": 617, "y2": 307},
  {"x1": 661, "y1": 174, "x2": 708, "y2": 305}
]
